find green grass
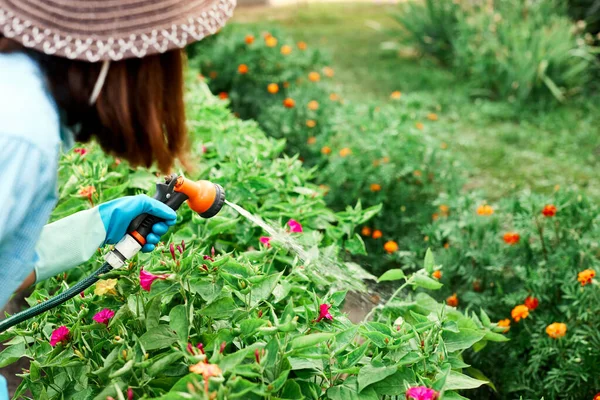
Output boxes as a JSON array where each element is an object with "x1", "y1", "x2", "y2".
[{"x1": 233, "y1": 3, "x2": 600, "y2": 200}]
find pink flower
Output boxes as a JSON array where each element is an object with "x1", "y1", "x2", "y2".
[
  {"x1": 50, "y1": 326, "x2": 70, "y2": 347},
  {"x1": 316, "y1": 304, "x2": 333, "y2": 322},
  {"x1": 169, "y1": 243, "x2": 176, "y2": 260},
  {"x1": 73, "y1": 147, "x2": 87, "y2": 156},
  {"x1": 196, "y1": 343, "x2": 205, "y2": 354},
  {"x1": 92, "y1": 309, "x2": 115, "y2": 326},
  {"x1": 260, "y1": 236, "x2": 272, "y2": 247},
  {"x1": 187, "y1": 342, "x2": 195, "y2": 355},
  {"x1": 219, "y1": 341, "x2": 226, "y2": 354},
  {"x1": 181, "y1": 240, "x2": 186, "y2": 252},
  {"x1": 127, "y1": 388, "x2": 134, "y2": 400},
  {"x1": 406, "y1": 386, "x2": 438, "y2": 400},
  {"x1": 139, "y1": 269, "x2": 170, "y2": 292},
  {"x1": 287, "y1": 219, "x2": 303, "y2": 233},
  {"x1": 254, "y1": 349, "x2": 260, "y2": 363}
]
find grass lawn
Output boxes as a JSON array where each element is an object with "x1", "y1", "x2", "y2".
[{"x1": 233, "y1": 3, "x2": 600, "y2": 200}]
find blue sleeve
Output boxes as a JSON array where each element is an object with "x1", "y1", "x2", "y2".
[{"x1": 0, "y1": 374, "x2": 8, "y2": 400}]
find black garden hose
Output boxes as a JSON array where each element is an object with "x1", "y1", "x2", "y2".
[{"x1": 0, "y1": 262, "x2": 113, "y2": 333}]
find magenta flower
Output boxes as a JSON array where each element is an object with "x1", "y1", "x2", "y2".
[
  {"x1": 139, "y1": 269, "x2": 171, "y2": 292},
  {"x1": 287, "y1": 219, "x2": 303, "y2": 233},
  {"x1": 93, "y1": 309, "x2": 115, "y2": 326},
  {"x1": 259, "y1": 236, "x2": 272, "y2": 247},
  {"x1": 49, "y1": 326, "x2": 70, "y2": 347},
  {"x1": 254, "y1": 348, "x2": 260, "y2": 364},
  {"x1": 219, "y1": 341, "x2": 226, "y2": 354},
  {"x1": 169, "y1": 243, "x2": 176, "y2": 260},
  {"x1": 316, "y1": 304, "x2": 333, "y2": 322},
  {"x1": 187, "y1": 342, "x2": 195, "y2": 355},
  {"x1": 406, "y1": 386, "x2": 438, "y2": 400},
  {"x1": 127, "y1": 388, "x2": 134, "y2": 400},
  {"x1": 73, "y1": 147, "x2": 87, "y2": 156},
  {"x1": 196, "y1": 343, "x2": 205, "y2": 354}
]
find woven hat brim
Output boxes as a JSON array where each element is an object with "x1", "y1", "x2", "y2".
[{"x1": 0, "y1": 0, "x2": 236, "y2": 62}]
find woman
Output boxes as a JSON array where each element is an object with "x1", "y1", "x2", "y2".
[{"x1": 0, "y1": 0, "x2": 235, "y2": 397}]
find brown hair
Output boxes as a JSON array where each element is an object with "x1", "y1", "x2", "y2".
[{"x1": 0, "y1": 36, "x2": 188, "y2": 173}]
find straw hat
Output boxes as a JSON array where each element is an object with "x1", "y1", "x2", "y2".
[{"x1": 0, "y1": 0, "x2": 236, "y2": 62}]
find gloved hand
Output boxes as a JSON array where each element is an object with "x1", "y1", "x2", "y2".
[
  {"x1": 98, "y1": 195, "x2": 176, "y2": 252},
  {"x1": 0, "y1": 374, "x2": 8, "y2": 400},
  {"x1": 34, "y1": 195, "x2": 176, "y2": 283}
]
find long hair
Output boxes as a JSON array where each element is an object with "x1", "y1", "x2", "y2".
[{"x1": 0, "y1": 36, "x2": 188, "y2": 173}]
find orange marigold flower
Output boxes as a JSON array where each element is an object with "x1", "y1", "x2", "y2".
[
  {"x1": 415, "y1": 122, "x2": 424, "y2": 130},
  {"x1": 370, "y1": 183, "x2": 382, "y2": 192},
  {"x1": 477, "y1": 204, "x2": 494, "y2": 216},
  {"x1": 238, "y1": 64, "x2": 249, "y2": 74},
  {"x1": 441, "y1": 142, "x2": 448, "y2": 150},
  {"x1": 283, "y1": 81, "x2": 290, "y2": 88},
  {"x1": 432, "y1": 213, "x2": 439, "y2": 221},
  {"x1": 297, "y1": 41, "x2": 308, "y2": 50},
  {"x1": 307, "y1": 136, "x2": 317, "y2": 145},
  {"x1": 321, "y1": 146, "x2": 332, "y2": 155},
  {"x1": 577, "y1": 269, "x2": 596, "y2": 286},
  {"x1": 439, "y1": 204, "x2": 449, "y2": 216},
  {"x1": 432, "y1": 270, "x2": 442, "y2": 280},
  {"x1": 209, "y1": 71, "x2": 218, "y2": 79},
  {"x1": 382, "y1": 156, "x2": 390, "y2": 163},
  {"x1": 443, "y1": 242, "x2": 450, "y2": 249},
  {"x1": 372, "y1": 230, "x2": 383, "y2": 239},
  {"x1": 546, "y1": 322, "x2": 567, "y2": 339},
  {"x1": 384, "y1": 240, "x2": 399, "y2": 254},
  {"x1": 280, "y1": 45, "x2": 292, "y2": 55},
  {"x1": 427, "y1": 113, "x2": 439, "y2": 121},
  {"x1": 503, "y1": 232, "x2": 520, "y2": 245},
  {"x1": 361, "y1": 226, "x2": 372, "y2": 237},
  {"x1": 329, "y1": 93, "x2": 340, "y2": 101},
  {"x1": 511, "y1": 304, "x2": 529, "y2": 322},
  {"x1": 372, "y1": 159, "x2": 381, "y2": 167},
  {"x1": 594, "y1": 393, "x2": 600, "y2": 400},
  {"x1": 339, "y1": 147, "x2": 352, "y2": 157},
  {"x1": 218, "y1": 92, "x2": 228, "y2": 100},
  {"x1": 267, "y1": 83, "x2": 279, "y2": 94},
  {"x1": 245, "y1": 34, "x2": 255, "y2": 44},
  {"x1": 390, "y1": 91, "x2": 402, "y2": 100},
  {"x1": 306, "y1": 119, "x2": 317, "y2": 128},
  {"x1": 308, "y1": 100, "x2": 319, "y2": 111},
  {"x1": 265, "y1": 36, "x2": 278, "y2": 47},
  {"x1": 498, "y1": 319, "x2": 511, "y2": 332},
  {"x1": 308, "y1": 72, "x2": 321, "y2": 82},
  {"x1": 283, "y1": 98, "x2": 295, "y2": 108},
  {"x1": 413, "y1": 170, "x2": 422, "y2": 177},
  {"x1": 446, "y1": 293, "x2": 458, "y2": 307},
  {"x1": 319, "y1": 184, "x2": 330, "y2": 194},
  {"x1": 323, "y1": 67, "x2": 334, "y2": 77},
  {"x1": 542, "y1": 204, "x2": 557, "y2": 217}
]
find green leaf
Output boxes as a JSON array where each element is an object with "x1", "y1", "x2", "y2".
[
  {"x1": 378, "y1": 269, "x2": 405, "y2": 282},
  {"x1": 424, "y1": 248, "x2": 435, "y2": 273},
  {"x1": 269, "y1": 369, "x2": 290, "y2": 392},
  {"x1": 444, "y1": 370, "x2": 488, "y2": 391},
  {"x1": 145, "y1": 296, "x2": 162, "y2": 331},
  {"x1": 189, "y1": 278, "x2": 223, "y2": 303},
  {"x1": 345, "y1": 234, "x2": 367, "y2": 255},
  {"x1": 442, "y1": 328, "x2": 486, "y2": 352},
  {"x1": 479, "y1": 309, "x2": 491, "y2": 327},
  {"x1": 465, "y1": 367, "x2": 497, "y2": 392},
  {"x1": 443, "y1": 392, "x2": 469, "y2": 400},
  {"x1": 169, "y1": 305, "x2": 189, "y2": 343},
  {"x1": 281, "y1": 380, "x2": 303, "y2": 399},
  {"x1": 139, "y1": 325, "x2": 178, "y2": 351},
  {"x1": 291, "y1": 333, "x2": 333, "y2": 350},
  {"x1": 327, "y1": 377, "x2": 378, "y2": 400},
  {"x1": 483, "y1": 331, "x2": 509, "y2": 342},
  {"x1": 412, "y1": 273, "x2": 443, "y2": 290},
  {"x1": 200, "y1": 297, "x2": 237, "y2": 318},
  {"x1": 219, "y1": 344, "x2": 261, "y2": 373},
  {"x1": 249, "y1": 273, "x2": 282, "y2": 306},
  {"x1": 357, "y1": 364, "x2": 397, "y2": 392},
  {"x1": 0, "y1": 343, "x2": 26, "y2": 368},
  {"x1": 371, "y1": 369, "x2": 416, "y2": 395},
  {"x1": 227, "y1": 377, "x2": 258, "y2": 398},
  {"x1": 239, "y1": 319, "x2": 268, "y2": 336}
]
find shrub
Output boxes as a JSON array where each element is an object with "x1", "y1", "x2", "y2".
[
  {"x1": 420, "y1": 189, "x2": 600, "y2": 399},
  {"x1": 0, "y1": 84, "x2": 493, "y2": 399},
  {"x1": 394, "y1": 0, "x2": 598, "y2": 103}
]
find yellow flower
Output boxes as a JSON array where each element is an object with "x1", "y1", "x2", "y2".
[
  {"x1": 546, "y1": 322, "x2": 567, "y2": 339},
  {"x1": 321, "y1": 146, "x2": 331, "y2": 155},
  {"x1": 307, "y1": 100, "x2": 319, "y2": 111},
  {"x1": 511, "y1": 304, "x2": 529, "y2": 322},
  {"x1": 308, "y1": 72, "x2": 320, "y2": 82},
  {"x1": 267, "y1": 83, "x2": 279, "y2": 94},
  {"x1": 297, "y1": 41, "x2": 307, "y2": 50},
  {"x1": 307, "y1": 136, "x2": 317, "y2": 145},
  {"x1": 306, "y1": 120, "x2": 316, "y2": 128},
  {"x1": 390, "y1": 91, "x2": 401, "y2": 100},
  {"x1": 323, "y1": 66, "x2": 335, "y2": 77},
  {"x1": 577, "y1": 268, "x2": 596, "y2": 286},
  {"x1": 280, "y1": 45, "x2": 292, "y2": 55},
  {"x1": 265, "y1": 36, "x2": 278, "y2": 47},
  {"x1": 427, "y1": 113, "x2": 439, "y2": 121},
  {"x1": 329, "y1": 93, "x2": 340, "y2": 101},
  {"x1": 415, "y1": 122, "x2": 424, "y2": 130},
  {"x1": 384, "y1": 240, "x2": 398, "y2": 254},
  {"x1": 339, "y1": 147, "x2": 352, "y2": 157},
  {"x1": 95, "y1": 279, "x2": 118, "y2": 296},
  {"x1": 498, "y1": 319, "x2": 511, "y2": 332},
  {"x1": 477, "y1": 204, "x2": 494, "y2": 216}
]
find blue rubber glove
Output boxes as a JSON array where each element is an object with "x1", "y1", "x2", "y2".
[
  {"x1": 98, "y1": 195, "x2": 177, "y2": 252},
  {"x1": 34, "y1": 195, "x2": 177, "y2": 283},
  {"x1": 0, "y1": 374, "x2": 8, "y2": 400}
]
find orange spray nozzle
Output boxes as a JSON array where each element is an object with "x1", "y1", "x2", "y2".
[{"x1": 174, "y1": 176, "x2": 226, "y2": 218}]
